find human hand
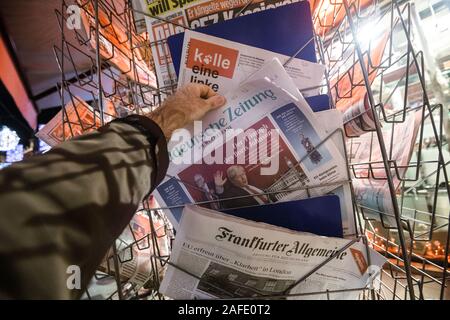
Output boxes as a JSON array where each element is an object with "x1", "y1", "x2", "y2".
[
  {"x1": 147, "y1": 84, "x2": 226, "y2": 139},
  {"x1": 214, "y1": 171, "x2": 227, "y2": 187}
]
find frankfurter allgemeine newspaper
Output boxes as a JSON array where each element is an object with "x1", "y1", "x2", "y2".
[{"x1": 159, "y1": 205, "x2": 386, "y2": 299}]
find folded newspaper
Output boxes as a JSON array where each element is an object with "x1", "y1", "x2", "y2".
[
  {"x1": 159, "y1": 205, "x2": 386, "y2": 300},
  {"x1": 177, "y1": 30, "x2": 325, "y2": 97},
  {"x1": 154, "y1": 58, "x2": 355, "y2": 236}
]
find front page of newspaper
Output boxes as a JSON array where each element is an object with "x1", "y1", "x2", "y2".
[
  {"x1": 159, "y1": 205, "x2": 386, "y2": 299},
  {"x1": 153, "y1": 59, "x2": 352, "y2": 235},
  {"x1": 177, "y1": 30, "x2": 325, "y2": 96},
  {"x1": 140, "y1": 0, "x2": 303, "y2": 88}
]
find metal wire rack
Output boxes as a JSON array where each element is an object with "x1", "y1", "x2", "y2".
[{"x1": 50, "y1": 0, "x2": 450, "y2": 300}]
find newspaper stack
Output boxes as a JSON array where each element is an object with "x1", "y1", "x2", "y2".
[
  {"x1": 154, "y1": 22, "x2": 390, "y2": 299},
  {"x1": 136, "y1": 0, "x2": 306, "y2": 88},
  {"x1": 160, "y1": 205, "x2": 386, "y2": 300},
  {"x1": 154, "y1": 56, "x2": 356, "y2": 237}
]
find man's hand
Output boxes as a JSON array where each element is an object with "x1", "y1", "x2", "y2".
[
  {"x1": 213, "y1": 170, "x2": 227, "y2": 195},
  {"x1": 214, "y1": 171, "x2": 227, "y2": 187},
  {"x1": 147, "y1": 84, "x2": 226, "y2": 139}
]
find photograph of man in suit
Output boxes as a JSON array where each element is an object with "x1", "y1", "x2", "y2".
[
  {"x1": 214, "y1": 165, "x2": 271, "y2": 209},
  {"x1": 194, "y1": 174, "x2": 221, "y2": 210}
]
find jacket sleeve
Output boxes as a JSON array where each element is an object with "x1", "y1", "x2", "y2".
[{"x1": 0, "y1": 116, "x2": 169, "y2": 299}]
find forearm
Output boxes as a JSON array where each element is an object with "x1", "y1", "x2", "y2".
[{"x1": 0, "y1": 118, "x2": 168, "y2": 299}]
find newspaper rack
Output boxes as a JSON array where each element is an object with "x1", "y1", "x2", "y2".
[{"x1": 48, "y1": 0, "x2": 450, "y2": 300}]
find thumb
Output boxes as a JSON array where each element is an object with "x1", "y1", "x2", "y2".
[{"x1": 205, "y1": 95, "x2": 226, "y2": 110}]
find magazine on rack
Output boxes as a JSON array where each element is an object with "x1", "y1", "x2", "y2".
[
  {"x1": 331, "y1": 29, "x2": 390, "y2": 137},
  {"x1": 177, "y1": 30, "x2": 325, "y2": 96},
  {"x1": 153, "y1": 58, "x2": 355, "y2": 236},
  {"x1": 159, "y1": 205, "x2": 387, "y2": 300},
  {"x1": 348, "y1": 109, "x2": 423, "y2": 224},
  {"x1": 99, "y1": 209, "x2": 171, "y2": 288},
  {"x1": 78, "y1": 0, "x2": 157, "y2": 87}
]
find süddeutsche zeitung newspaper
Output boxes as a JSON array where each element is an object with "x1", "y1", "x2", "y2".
[{"x1": 153, "y1": 59, "x2": 351, "y2": 235}]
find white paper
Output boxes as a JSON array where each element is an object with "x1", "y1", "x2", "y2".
[
  {"x1": 177, "y1": 30, "x2": 325, "y2": 96},
  {"x1": 159, "y1": 205, "x2": 386, "y2": 300}
]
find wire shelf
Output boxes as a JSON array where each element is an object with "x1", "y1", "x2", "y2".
[{"x1": 50, "y1": 0, "x2": 450, "y2": 300}]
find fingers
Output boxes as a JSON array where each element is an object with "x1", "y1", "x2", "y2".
[
  {"x1": 205, "y1": 95, "x2": 227, "y2": 110},
  {"x1": 214, "y1": 171, "x2": 225, "y2": 179},
  {"x1": 182, "y1": 84, "x2": 226, "y2": 110},
  {"x1": 188, "y1": 83, "x2": 217, "y2": 99}
]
